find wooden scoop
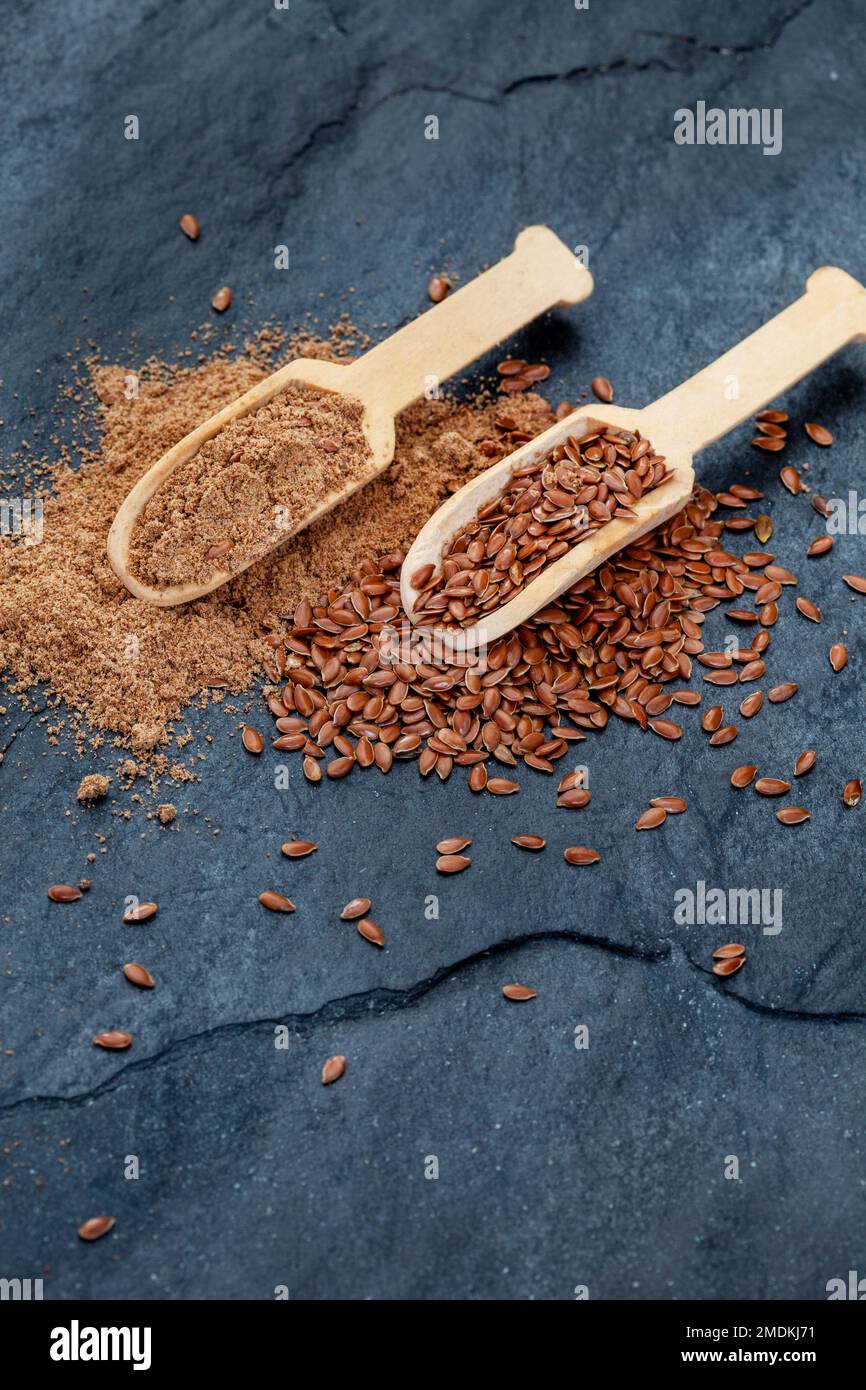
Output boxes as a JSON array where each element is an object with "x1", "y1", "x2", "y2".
[
  {"x1": 107, "y1": 226, "x2": 592, "y2": 606},
  {"x1": 402, "y1": 266, "x2": 866, "y2": 655}
]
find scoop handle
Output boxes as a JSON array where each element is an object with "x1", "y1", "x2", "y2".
[
  {"x1": 342, "y1": 226, "x2": 593, "y2": 417},
  {"x1": 645, "y1": 267, "x2": 866, "y2": 452}
]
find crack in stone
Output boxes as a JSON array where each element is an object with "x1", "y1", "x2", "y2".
[
  {"x1": 683, "y1": 954, "x2": 866, "y2": 1025},
  {"x1": 642, "y1": 0, "x2": 816, "y2": 58}
]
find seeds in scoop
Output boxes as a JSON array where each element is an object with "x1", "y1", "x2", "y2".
[
  {"x1": 590, "y1": 376, "x2": 613, "y2": 402},
  {"x1": 807, "y1": 535, "x2": 833, "y2": 557},
  {"x1": 564, "y1": 846, "x2": 601, "y2": 865},
  {"x1": 322, "y1": 1055, "x2": 346, "y2": 1085},
  {"x1": 487, "y1": 778, "x2": 518, "y2": 795},
  {"x1": 796, "y1": 596, "x2": 821, "y2": 623},
  {"x1": 427, "y1": 274, "x2": 450, "y2": 302},
  {"x1": 636, "y1": 807, "x2": 666, "y2": 830},
  {"x1": 123, "y1": 902, "x2": 157, "y2": 923},
  {"x1": 754, "y1": 778, "x2": 791, "y2": 796},
  {"x1": 242, "y1": 725, "x2": 263, "y2": 754},
  {"x1": 752, "y1": 436, "x2": 786, "y2": 452},
  {"x1": 78, "y1": 1216, "x2": 115, "y2": 1241},
  {"x1": 777, "y1": 807, "x2": 810, "y2": 824},
  {"x1": 92, "y1": 1031, "x2": 132, "y2": 1050},
  {"x1": 556, "y1": 788, "x2": 591, "y2": 809},
  {"x1": 712, "y1": 943, "x2": 745, "y2": 959},
  {"x1": 650, "y1": 796, "x2": 687, "y2": 814},
  {"x1": 123, "y1": 963, "x2": 154, "y2": 989},
  {"x1": 739, "y1": 691, "x2": 763, "y2": 718},
  {"x1": 258, "y1": 891, "x2": 295, "y2": 913},
  {"x1": 502, "y1": 983, "x2": 537, "y2": 1001},
  {"x1": 179, "y1": 213, "x2": 200, "y2": 240},
  {"x1": 701, "y1": 705, "x2": 723, "y2": 733},
  {"x1": 842, "y1": 574, "x2": 866, "y2": 593},
  {"x1": 731, "y1": 764, "x2": 758, "y2": 788},
  {"x1": 804, "y1": 421, "x2": 833, "y2": 446},
  {"x1": 436, "y1": 837, "x2": 472, "y2": 854},
  {"x1": 512, "y1": 835, "x2": 546, "y2": 850},
  {"x1": 357, "y1": 918, "x2": 384, "y2": 947},
  {"x1": 340, "y1": 897, "x2": 372, "y2": 920},
  {"x1": 709, "y1": 725, "x2": 737, "y2": 746},
  {"x1": 712, "y1": 956, "x2": 745, "y2": 977},
  {"x1": 281, "y1": 840, "x2": 318, "y2": 857},
  {"x1": 779, "y1": 466, "x2": 801, "y2": 494},
  {"x1": 829, "y1": 643, "x2": 848, "y2": 671},
  {"x1": 768, "y1": 683, "x2": 798, "y2": 703},
  {"x1": 410, "y1": 562, "x2": 434, "y2": 588},
  {"x1": 843, "y1": 779, "x2": 862, "y2": 807},
  {"x1": 436, "y1": 854, "x2": 471, "y2": 873},
  {"x1": 48, "y1": 883, "x2": 82, "y2": 902},
  {"x1": 794, "y1": 750, "x2": 816, "y2": 776},
  {"x1": 211, "y1": 286, "x2": 232, "y2": 312}
]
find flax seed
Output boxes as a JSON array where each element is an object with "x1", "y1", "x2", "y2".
[
  {"x1": 767, "y1": 682, "x2": 798, "y2": 703},
  {"x1": 709, "y1": 724, "x2": 738, "y2": 746},
  {"x1": 794, "y1": 750, "x2": 816, "y2": 776},
  {"x1": 357, "y1": 918, "x2": 384, "y2": 946},
  {"x1": 754, "y1": 777, "x2": 791, "y2": 796},
  {"x1": 712, "y1": 943, "x2": 745, "y2": 959},
  {"x1": 752, "y1": 436, "x2": 786, "y2": 452},
  {"x1": 242, "y1": 725, "x2": 263, "y2": 754},
  {"x1": 635, "y1": 807, "x2": 666, "y2": 830},
  {"x1": 807, "y1": 535, "x2": 833, "y2": 557},
  {"x1": 340, "y1": 898, "x2": 372, "y2": 920},
  {"x1": 780, "y1": 466, "x2": 801, "y2": 494},
  {"x1": 556, "y1": 788, "x2": 591, "y2": 808},
  {"x1": 512, "y1": 834, "x2": 546, "y2": 850},
  {"x1": 804, "y1": 421, "x2": 833, "y2": 446},
  {"x1": 702, "y1": 705, "x2": 723, "y2": 733},
  {"x1": 179, "y1": 213, "x2": 200, "y2": 240},
  {"x1": 842, "y1": 574, "x2": 866, "y2": 593},
  {"x1": 590, "y1": 377, "x2": 613, "y2": 402},
  {"x1": 842, "y1": 779, "x2": 862, "y2": 807},
  {"x1": 650, "y1": 796, "x2": 687, "y2": 813},
  {"x1": 563, "y1": 846, "x2": 601, "y2": 865},
  {"x1": 322, "y1": 1055, "x2": 346, "y2": 1084},
  {"x1": 739, "y1": 691, "x2": 763, "y2": 718},
  {"x1": 436, "y1": 853, "x2": 471, "y2": 873},
  {"x1": 436, "y1": 837, "x2": 472, "y2": 854},
  {"x1": 211, "y1": 286, "x2": 232, "y2": 312},
  {"x1": 488, "y1": 777, "x2": 519, "y2": 795},
  {"x1": 829, "y1": 643, "x2": 848, "y2": 671},
  {"x1": 777, "y1": 807, "x2": 810, "y2": 824},
  {"x1": 92, "y1": 1031, "x2": 133, "y2": 1050},
  {"x1": 48, "y1": 883, "x2": 82, "y2": 902},
  {"x1": 281, "y1": 840, "x2": 318, "y2": 857},
  {"x1": 712, "y1": 956, "x2": 745, "y2": 977},
  {"x1": 259, "y1": 891, "x2": 296, "y2": 913},
  {"x1": 122, "y1": 963, "x2": 154, "y2": 989},
  {"x1": 427, "y1": 274, "x2": 450, "y2": 303},
  {"x1": 796, "y1": 597, "x2": 821, "y2": 623},
  {"x1": 502, "y1": 983, "x2": 538, "y2": 1001},
  {"x1": 123, "y1": 902, "x2": 157, "y2": 923},
  {"x1": 731, "y1": 764, "x2": 758, "y2": 788}
]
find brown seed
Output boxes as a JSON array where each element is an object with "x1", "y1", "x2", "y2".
[
  {"x1": 357, "y1": 918, "x2": 385, "y2": 947},
  {"x1": 590, "y1": 376, "x2": 613, "y2": 403},
  {"x1": 436, "y1": 854, "x2": 471, "y2": 873},
  {"x1": 650, "y1": 796, "x2": 687, "y2": 814},
  {"x1": 842, "y1": 779, "x2": 862, "y2": 807},
  {"x1": 48, "y1": 883, "x2": 82, "y2": 902},
  {"x1": 122, "y1": 963, "x2": 154, "y2": 989},
  {"x1": 757, "y1": 409, "x2": 788, "y2": 423},
  {"x1": 427, "y1": 274, "x2": 450, "y2": 303},
  {"x1": 795, "y1": 596, "x2": 821, "y2": 623},
  {"x1": 502, "y1": 983, "x2": 537, "y2": 1001},
  {"x1": 648, "y1": 718, "x2": 682, "y2": 740},
  {"x1": 829, "y1": 643, "x2": 848, "y2": 671},
  {"x1": 409, "y1": 562, "x2": 435, "y2": 589},
  {"x1": 211, "y1": 286, "x2": 232, "y2": 312},
  {"x1": 497, "y1": 358, "x2": 527, "y2": 376},
  {"x1": 123, "y1": 901, "x2": 158, "y2": 923},
  {"x1": 511, "y1": 834, "x2": 546, "y2": 850},
  {"x1": 340, "y1": 897, "x2": 372, "y2": 920},
  {"x1": 731, "y1": 764, "x2": 758, "y2": 788},
  {"x1": 804, "y1": 421, "x2": 833, "y2": 446},
  {"x1": 754, "y1": 515, "x2": 773, "y2": 543},
  {"x1": 811, "y1": 494, "x2": 831, "y2": 518},
  {"x1": 806, "y1": 535, "x2": 833, "y2": 557},
  {"x1": 563, "y1": 846, "x2": 601, "y2": 865},
  {"x1": 487, "y1": 777, "x2": 519, "y2": 795},
  {"x1": 322, "y1": 1055, "x2": 346, "y2": 1085},
  {"x1": 468, "y1": 764, "x2": 488, "y2": 792},
  {"x1": 701, "y1": 705, "x2": 723, "y2": 733},
  {"x1": 258, "y1": 891, "x2": 296, "y2": 913},
  {"x1": 777, "y1": 807, "x2": 811, "y2": 824},
  {"x1": 436, "y1": 837, "x2": 472, "y2": 854},
  {"x1": 738, "y1": 659, "x2": 765, "y2": 683},
  {"x1": 752, "y1": 435, "x2": 786, "y2": 452},
  {"x1": 739, "y1": 691, "x2": 763, "y2": 718},
  {"x1": 712, "y1": 956, "x2": 745, "y2": 977},
  {"x1": 281, "y1": 840, "x2": 318, "y2": 858},
  {"x1": 709, "y1": 724, "x2": 738, "y2": 746},
  {"x1": 92, "y1": 1030, "x2": 132, "y2": 1050},
  {"x1": 179, "y1": 213, "x2": 200, "y2": 240},
  {"x1": 556, "y1": 788, "x2": 591, "y2": 809},
  {"x1": 78, "y1": 1216, "x2": 116, "y2": 1241},
  {"x1": 754, "y1": 777, "x2": 791, "y2": 796},
  {"x1": 242, "y1": 725, "x2": 263, "y2": 754},
  {"x1": 205, "y1": 538, "x2": 233, "y2": 561},
  {"x1": 842, "y1": 574, "x2": 866, "y2": 594},
  {"x1": 635, "y1": 807, "x2": 667, "y2": 830},
  {"x1": 767, "y1": 682, "x2": 798, "y2": 704},
  {"x1": 794, "y1": 750, "x2": 816, "y2": 777},
  {"x1": 303, "y1": 755, "x2": 323, "y2": 783},
  {"x1": 755, "y1": 420, "x2": 787, "y2": 438},
  {"x1": 326, "y1": 756, "x2": 355, "y2": 779},
  {"x1": 712, "y1": 943, "x2": 746, "y2": 959}
]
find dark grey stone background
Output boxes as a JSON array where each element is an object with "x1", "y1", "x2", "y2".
[{"x1": 1, "y1": 0, "x2": 864, "y2": 1300}]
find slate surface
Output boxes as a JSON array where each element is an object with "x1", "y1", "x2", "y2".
[{"x1": 1, "y1": 0, "x2": 865, "y2": 1300}]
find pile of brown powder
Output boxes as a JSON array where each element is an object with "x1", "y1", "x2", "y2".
[
  {"x1": 0, "y1": 333, "x2": 553, "y2": 739},
  {"x1": 127, "y1": 381, "x2": 373, "y2": 589}
]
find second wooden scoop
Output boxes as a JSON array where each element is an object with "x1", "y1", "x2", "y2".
[
  {"x1": 402, "y1": 266, "x2": 866, "y2": 654},
  {"x1": 107, "y1": 226, "x2": 592, "y2": 606}
]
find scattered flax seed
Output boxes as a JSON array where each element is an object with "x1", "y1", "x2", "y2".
[
  {"x1": 842, "y1": 779, "x2": 862, "y2": 807},
  {"x1": 779, "y1": 466, "x2": 801, "y2": 495},
  {"x1": 807, "y1": 536, "x2": 833, "y2": 557},
  {"x1": 123, "y1": 902, "x2": 157, "y2": 923},
  {"x1": 842, "y1": 574, "x2": 866, "y2": 594},
  {"x1": 340, "y1": 898, "x2": 372, "y2": 920},
  {"x1": 712, "y1": 943, "x2": 745, "y2": 959},
  {"x1": 794, "y1": 750, "x2": 816, "y2": 777},
  {"x1": 740, "y1": 691, "x2": 763, "y2": 718},
  {"x1": 829, "y1": 644, "x2": 848, "y2": 671},
  {"x1": 436, "y1": 853, "x2": 471, "y2": 873},
  {"x1": 712, "y1": 956, "x2": 745, "y2": 978},
  {"x1": 755, "y1": 421, "x2": 786, "y2": 438},
  {"x1": 281, "y1": 840, "x2": 318, "y2": 858},
  {"x1": 702, "y1": 705, "x2": 723, "y2": 733},
  {"x1": 649, "y1": 718, "x2": 682, "y2": 740},
  {"x1": 754, "y1": 515, "x2": 773, "y2": 543},
  {"x1": 650, "y1": 796, "x2": 687, "y2": 813},
  {"x1": 179, "y1": 213, "x2": 200, "y2": 240},
  {"x1": 427, "y1": 274, "x2": 450, "y2": 303},
  {"x1": 357, "y1": 918, "x2": 384, "y2": 947},
  {"x1": 796, "y1": 597, "x2": 822, "y2": 623},
  {"x1": 303, "y1": 757, "x2": 323, "y2": 783},
  {"x1": 752, "y1": 436, "x2": 786, "y2": 452},
  {"x1": 563, "y1": 846, "x2": 601, "y2": 865},
  {"x1": 777, "y1": 807, "x2": 811, "y2": 824},
  {"x1": 767, "y1": 683, "x2": 798, "y2": 703},
  {"x1": 556, "y1": 788, "x2": 591, "y2": 809},
  {"x1": 709, "y1": 724, "x2": 738, "y2": 746},
  {"x1": 48, "y1": 884, "x2": 82, "y2": 903},
  {"x1": 811, "y1": 495, "x2": 831, "y2": 518},
  {"x1": 242, "y1": 726, "x2": 263, "y2": 754},
  {"x1": 757, "y1": 410, "x2": 788, "y2": 424},
  {"x1": 436, "y1": 837, "x2": 472, "y2": 854},
  {"x1": 502, "y1": 984, "x2": 537, "y2": 1001},
  {"x1": 258, "y1": 891, "x2": 296, "y2": 913},
  {"x1": 78, "y1": 1216, "x2": 116, "y2": 1242},
  {"x1": 731, "y1": 765, "x2": 758, "y2": 788},
  {"x1": 754, "y1": 777, "x2": 791, "y2": 796},
  {"x1": 804, "y1": 421, "x2": 833, "y2": 446},
  {"x1": 92, "y1": 1031, "x2": 133, "y2": 1050},
  {"x1": 321, "y1": 1055, "x2": 346, "y2": 1085},
  {"x1": 211, "y1": 286, "x2": 232, "y2": 312},
  {"x1": 487, "y1": 778, "x2": 519, "y2": 795},
  {"x1": 635, "y1": 807, "x2": 666, "y2": 830},
  {"x1": 468, "y1": 765, "x2": 487, "y2": 792},
  {"x1": 590, "y1": 376, "x2": 613, "y2": 403},
  {"x1": 512, "y1": 834, "x2": 546, "y2": 850},
  {"x1": 123, "y1": 963, "x2": 155, "y2": 989},
  {"x1": 326, "y1": 756, "x2": 355, "y2": 779}
]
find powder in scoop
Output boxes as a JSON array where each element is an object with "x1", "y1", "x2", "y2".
[{"x1": 127, "y1": 381, "x2": 374, "y2": 589}]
